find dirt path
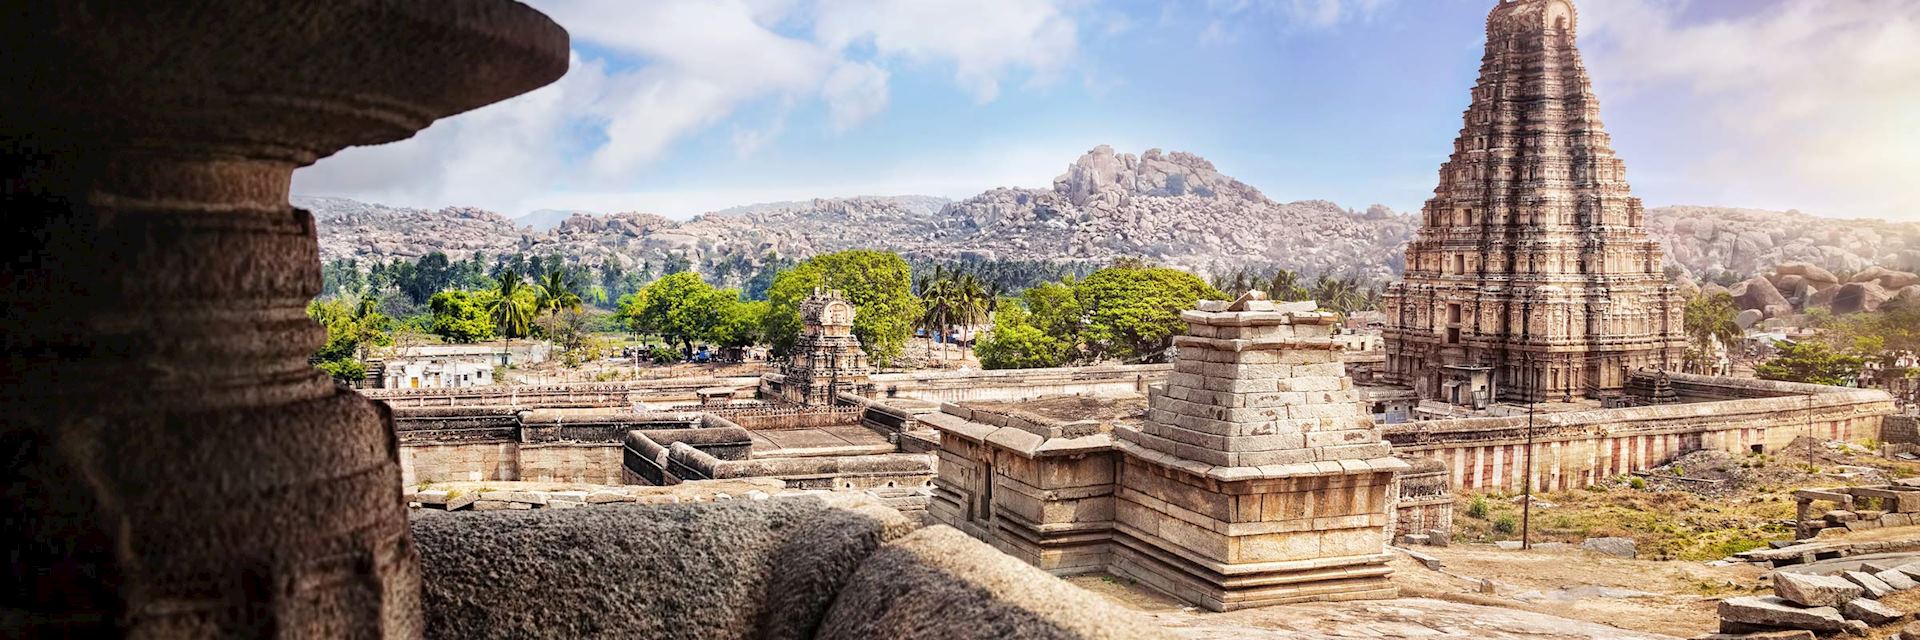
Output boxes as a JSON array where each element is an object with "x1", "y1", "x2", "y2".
[{"x1": 1069, "y1": 544, "x2": 1766, "y2": 638}]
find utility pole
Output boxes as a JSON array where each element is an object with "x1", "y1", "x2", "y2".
[
  {"x1": 1806, "y1": 392, "x2": 1815, "y2": 472},
  {"x1": 1522, "y1": 369, "x2": 1536, "y2": 551}
]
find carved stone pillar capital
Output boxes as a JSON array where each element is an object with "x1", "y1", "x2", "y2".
[{"x1": 0, "y1": 2, "x2": 566, "y2": 636}]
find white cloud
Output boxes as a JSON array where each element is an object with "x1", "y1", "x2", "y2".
[
  {"x1": 822, "y1": 61, "x2": 891, "y2": 131},
  {"x1": 1191, "y1": 0, "x2": 1384, "y2": 44},
  {"x1": 1578, "y1": 0, "x2": 1920, "y2": 218},
  {"x1": 292, "y1": 53, "x2": 610, "y2": 212},
  {"x1": 294, "y1": 0, "x2": 1082, "y2": 216},
  {"x1": 813, "y1": 0, "x2": 1078, "y2": 103}
]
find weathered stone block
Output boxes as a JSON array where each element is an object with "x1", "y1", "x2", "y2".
[
  {"x1": 1235, "y1": 449, "x2": 1317, "y2": 467},
  {"x1": 1843, "y1": 570, "x2": 1895, "y2": 598},
  {"x1": 1880, "y1": 569, "x2": 1920, "y2": 591},
  {"x1": 1317, "y1": 442, "x2": 1393, "y2": 461},
  {"x1": 586, "y1": 491, "x2": 636, "y2": 504},
  {"x1": 1580, "y1": 537, "x2": 1637, "y2": 559},
  {"x1": 1771, "y1": 572, "x2": 1861, "y2": 607},
  {"x1": 1717, "y1": 596, "x2": 1850, "y2": 633},
  {"x1": 1842, "y1": 597, "x2": 1905, "y2": 624},
  {"x1": 472, "y1": 500, "x2": 533, "y2": 511}
]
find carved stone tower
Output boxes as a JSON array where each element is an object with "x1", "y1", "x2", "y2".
[
  {"x1": 1382, "y1": 0, "x2": 1685, "y2": 404},
  {"x1": 782, "y1": 289, "x2": 874, "y2": 404}
]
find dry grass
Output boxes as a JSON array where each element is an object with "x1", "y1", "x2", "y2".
[{"x1": 1454, "y1": 444, "x2": 1920, "y2": 561}]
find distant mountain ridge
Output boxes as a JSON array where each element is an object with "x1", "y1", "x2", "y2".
[{"x1": 303, "y1": 146, "x2": 1920, "y2": 285}]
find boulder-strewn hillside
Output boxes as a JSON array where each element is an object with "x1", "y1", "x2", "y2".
[
  {"x1": 1647, "y1": 206, "x2": 1920, "y2": 280},
  {"x1": 306, "y1": 146, "x2": 1920, "y2": 285},
  {"x1": 308, "y1": 147, "x2": 1418, "y2": 282}
]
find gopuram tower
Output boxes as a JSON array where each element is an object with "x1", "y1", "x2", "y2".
[{"x1": 1381, "y1": 0, "x2": 1684, "y2": 405}]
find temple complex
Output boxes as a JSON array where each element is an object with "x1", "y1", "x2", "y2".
[
  {"x1": 1381, "y1": 0, "x2": 1685, "y2": 405},
  {"x1": 926, "y1": 292, "x2": 1406, "y2": 611},
  {"x1": 776, "y1": 288, "x2": 875, "y2": 405}
]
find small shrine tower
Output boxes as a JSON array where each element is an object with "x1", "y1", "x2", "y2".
[{"x1": 781, "y1": 288, "x2": 874, "y2": 405}]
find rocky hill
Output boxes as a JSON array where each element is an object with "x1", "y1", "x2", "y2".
[
  {"x1": 1647, "y1": 206, "x2": 1920, "y2": 281},
  {"x1": 306, "y1": 146, "x2": 1920, "y2": 286}
]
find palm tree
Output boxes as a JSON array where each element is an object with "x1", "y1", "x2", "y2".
[
  {"x1": 1683, "y1": 292, "x2": 1741, "y2": 374},
  {"x1": 916, "y1": 266, "x2": 951, "y2": 360},
  {"x1": 488, "y1": 270, "x2": 535, "y2": 366},
  {"x1": 948, "y1": 273, "x2": 992, "y2": 362},
  {"x1": 535, "y1": 269, "x2": 584, "y2": 320},
  {"x1": 1267, "y1": 269, "x2": 1309, "y2": 301},
  {"x1": 1309, "y1": 275, "x2": 1354, "y2": 312}
]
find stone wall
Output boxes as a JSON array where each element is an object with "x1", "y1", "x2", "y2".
[
  {"x1": 873, "y1": 364, "x2": 1168, "y2": 403},
  {"x1": 837, "y1": 392, "x2": 919, "y2": 436},
  {"x1": 364, "y1": 376, "x2": 761, "y2": 408},
  {"x1": 1392, "y1": 457, "x2": 1454, "y2": 539},
  {"x1": 705, "y1": 404, "x2": 864, "y2": 430},
  {"x1": 923, "y1": 403, "x2": 1117, "y2": 575},
  {"x1": 1883, "y1": 415, "x2": 1919, "y2": 445},
  {"x1": 401, "y1": 442, "x2": 623, "y2": 485},
  {"x1": 1386, "y1": 376, "x2": 1895, "y2": 493}
]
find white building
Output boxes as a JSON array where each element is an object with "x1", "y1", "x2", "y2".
[{"x1": 370, "y1": 342, "x2": 550, "y2": 389}]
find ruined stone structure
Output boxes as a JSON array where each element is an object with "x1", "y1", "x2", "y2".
[
  {"x1": 928, "y1": 293, "x2": 1408, "y2": 611},
  {"x1": 778, "y1": 288, "x2": 875, "y2": 404},
  {"x1": 0, "y1": 3, "x2": 1179, "y2": 638},
  {"x1": 1382, "y1": 0, "x2": 1685, "y2": 403},
  {"x1": 1387, "y1": 372, "x2": 1894, "y2": 493},
  {"x1": 1113, "y1": 293, "x2": 1406, "y2": 609}
]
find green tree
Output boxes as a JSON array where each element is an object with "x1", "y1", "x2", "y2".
[
  {"x1": 1310, "y1": 274, "x2": 1365, "y2": 314},
  {"x1": 947, "y1": 273, "x2": 992, "y2": 360},
  {"x1": 1074, "y1": 265, "x2": 1225, "y2": 362},
  {"x1": 427, "y1": 290, "x2": 497, "y2": 343},
  {"x1": 1267, "y1": 269, "x2": 1310, "y2": 301},
  {"x1": 487, "y1": 271, "x2": 536, "y2": 363},
  {"x1": 976, "y1": 305, "x2": 1075, "y2": 369},
  {"x1": 306, "y1": 296, "x2": 391, "y2": 383},
  {"x1": 712, "y1": 299, "x2": 768, "y2": 354},
  {"x1": 622, "y1": 272, "x2": 734, "y2": 359},
  {"x1": 764, "y1": 250, "x2": 921, "y2": 366},
  {"x1": 1756, "y1": 341, "x2": 1864, "y2": 386},
  {"x1": 1683, "y1": 291, "x2": 1742, "y2": 373},
  {"x1": 534, "y1": 269, "x2": 584, "y2": 321}
]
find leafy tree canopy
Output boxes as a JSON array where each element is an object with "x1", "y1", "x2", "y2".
[
  {"x1": 975, "y1": 305, "x2": 1074, "y2": 370},
  {"x1": 1756, "y1": 341, "x2": 1864, "y2": 387},
  {"x1": 621, "y1": 272, "x2": 754, "y2": 358},
  {"x1": 1075, "y1": 264, "x2": 1225, "y2": 362},
  {"x1": 764, "y1": 250, "x2": 920, "y2": 366},
  {"x1": 427, "y1": 289, "x2": 498, "y2": 343}
]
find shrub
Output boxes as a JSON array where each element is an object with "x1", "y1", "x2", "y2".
[
  {"x1": 1671, "y1": 465, "x2": 1685, "y2": 477},
  {"x1": 1628, "y1": 477, "x2": 1647, "y2": 490},
  {"x1": 1465, "y1": 496, "x2": 1490, "y2": 519},
  {"x1": 1493, "y1": 514, "x2": 1518, "y2": 534}
]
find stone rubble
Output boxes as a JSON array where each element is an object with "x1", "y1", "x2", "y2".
[
  {"x1": 1709, "y1": 563, "x2": 1920, "y2": 636},
  {"x1": 1771, "y1": 572, "x2": 1863, "y2": 608},
  {"x1": 1716, "y1": 596, "x2": 1855, "y2": 634},
  {"x1": 1840, "y1": 597, "x2": 1905, "y2": 625},
  {"x1": 1842, "y1": 570, "x2": 1895, "y2": 598}
]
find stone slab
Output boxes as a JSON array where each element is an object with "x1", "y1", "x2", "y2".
[
  {"x1": 1772, "y1": 572, "x2": 1863, "y2": 607},
  {"x1": 1841, "y1": 597, "x2": 1905, "y2": 625},
  {"x1": 1717, "y1": 596, "x2": 1850, "y2": 633}
]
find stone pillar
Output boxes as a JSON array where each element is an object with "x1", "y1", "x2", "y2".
[
  {"x1": 1111, "y1": 292, "x2": 1408, "y2": 611},
  {"x1": 0, "y1": 3, "x2": 566, "y2": 636}
]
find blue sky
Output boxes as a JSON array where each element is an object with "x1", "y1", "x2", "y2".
[{"x1": 293, "y1": 0, "x2": 1920, "y2": 221}]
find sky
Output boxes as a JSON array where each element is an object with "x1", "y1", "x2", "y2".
[{"x1": 292, "y1": 0, "x2": 1920, "y2": 222}]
